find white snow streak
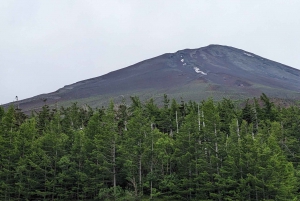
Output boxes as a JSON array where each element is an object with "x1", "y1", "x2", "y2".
[
  {"x1": 244, "y1": 52, "x2": 254, "y2": 57},
  {"x1": 194, "y1": 67, "x2": 207, "y2": 75}
]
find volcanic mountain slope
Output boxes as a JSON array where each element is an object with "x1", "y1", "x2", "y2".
[{"x1": 7, "y1": 45, "x2": 300, "y2": 112}]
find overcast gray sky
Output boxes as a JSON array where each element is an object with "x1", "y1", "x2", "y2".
[{"x1": 1, "y1": 0, "x2": 300, "y2": 104}]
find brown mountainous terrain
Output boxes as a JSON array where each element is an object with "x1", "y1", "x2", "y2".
[{"x1": 4, "y1": 45, "x2": 300, "y2": 112}]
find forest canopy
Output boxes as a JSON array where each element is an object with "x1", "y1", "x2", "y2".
[{"x1": 0, "y1": 94, "x2": 300, "y2": 200}]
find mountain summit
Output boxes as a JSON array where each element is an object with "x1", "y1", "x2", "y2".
[{"x1": 7, "y1": 45, "x2": 300, "y2": 111}]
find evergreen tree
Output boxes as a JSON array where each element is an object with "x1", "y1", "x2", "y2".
[
  {"x1": 14, "y1": 118, "x2": 38, "y2": 200},
  {"x1": 0, "y1": 95, "x2": 299, "y2": 200},
  {"x1": 0, "y1": 106, "x2": 19, "y2": 200},
  {"x1": 122, "y1": 106, "x2": 150, "y2": 197}
]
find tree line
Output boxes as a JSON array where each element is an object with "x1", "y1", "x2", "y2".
[{"x1": 0, "y1": 94, "x2": 300, "y2": 200}]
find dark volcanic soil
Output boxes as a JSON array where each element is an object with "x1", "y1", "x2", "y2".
[{"x1": 4, "y1": 45, "x2": 300, "y2": 112}]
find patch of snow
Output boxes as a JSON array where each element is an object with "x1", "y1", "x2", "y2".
[
  {"x1": 194, "y1": 67, "x2": 207, "y2": 75},
  {"x1": 244, "y1": 52, "x2": 254, "y2": 57},
  {"x1": 181, "y1": 59, "x2": 184, "y2": 62},
  {"x1": 183, "y1": 63, "x2": 186, "y2": 66}
]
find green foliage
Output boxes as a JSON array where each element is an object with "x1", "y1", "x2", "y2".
[{"x1": 0, "y1": 94, "x2": 299, "y2": 200}]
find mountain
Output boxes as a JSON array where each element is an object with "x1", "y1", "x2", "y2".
[{"x1": 5, "y1": 45, "x2": 300, "y2": 112}]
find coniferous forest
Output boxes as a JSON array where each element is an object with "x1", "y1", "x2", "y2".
[{"x1": 1, "y1": 94, "x2": 300, "y2": 200}]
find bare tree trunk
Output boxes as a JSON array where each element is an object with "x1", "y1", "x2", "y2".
[
  {"x1": 77, "y1": 160, "x2": 81, "y2": 200},
  {"x1": 198, "y1": 104, "x2": 201, "y2": 132},
  {"x1": 150, "y1": 136, "x2": 153, "y2": 200},
  {"x1": 53, "y1": 149, "x2": 57, "y2": 201},
  {"x1": 45, "y1": 165, "x2": 47, "y2": 200},
  {"x1": 176, "y1": 111, "x2": 179, "y2": 134},
  {"x1": 188, "y1": 131, "x2": 192, "y2": 200},
  {"x1": 112, "y1": 140, "x2": 116, "y2": 195},
  {"x1": 139, "y1": 140, "x2": 142, "y2": 196},
  {"x1": 236, "y1": 119, "x2": 240, "y2": 139},
  {"x1": 214, "y1": 123, "x2": 221, "y2": 201},
  {"x1": 214, "y1": 123, "x2": 219, "y2": 174},
  {"x1": 53, "y1": 121, "x2": 59, "y2": 201},
  {"x1": 253, "y1": 105, "x2": 258, "y2": 133},
  {"x1": 202, "y1": 111, "x2": 205, "y2": 128},
  {"x1": 195, "y1": 143, "x2": 198, "y2": 198},
  {"x1": 129, "y1": 177, "x2": 138, "y2": 197}
]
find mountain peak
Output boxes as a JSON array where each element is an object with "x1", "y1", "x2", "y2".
[{"x1": 5, "y1": 45, "x2": 300, "y2": 112}]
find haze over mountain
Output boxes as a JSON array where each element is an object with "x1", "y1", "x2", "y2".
[{"x1": 4, "y1": 45, "x2": 300, "y2": 112}]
